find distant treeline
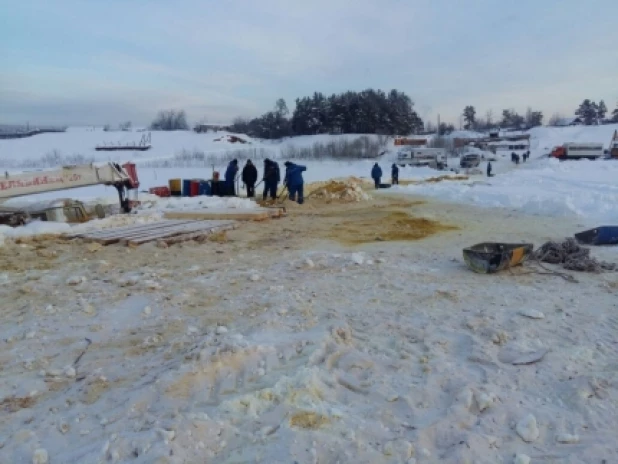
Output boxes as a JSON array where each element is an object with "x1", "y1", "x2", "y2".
[{"x1": 228, "y1": 89, "x2": 424, "y2": 139}]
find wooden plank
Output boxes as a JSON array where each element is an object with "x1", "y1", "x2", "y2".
[
  {"x1": 73, "y1": 220, "x2": 195, "y2": 239},
  {"x1": 127, "y1": 222, "x2": 236, "y2": 247},
  {"x1": 95, "y1": 221, "x2": 207, "y2": 241},
  {"x1": 77, "y1": 221, "x2": 201, "y2": 245},
  {"x1": 124, "y1": 221, "x2": 235, "y2": 245},
  {"x1": 163, "y1": 208, "x2": 280, "y2": 221},
  {"x1": 86, "y1": 221, "x2": 218, "y2": 246},
  {"x1": 76, "y1": 219, "x2": 193, "y2": 238},
  {"x1": 70, "y1": 219, "x2": 194, "y2": 239},
  {"x1": 92, "y1": 221, "x2": 202, "y2": 241}
]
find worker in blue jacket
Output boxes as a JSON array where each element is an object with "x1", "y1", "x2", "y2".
[
  {"x1": 371, "y1": 162, "x2": 382, "y2": 189},
  {"x1": 284, "y1": 161, "x2": 307, "y2": 204},
  {"x1": 224, "y1": 159, "x2": 239, "y2": 196}
]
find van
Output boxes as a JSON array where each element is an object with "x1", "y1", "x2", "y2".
[
  {"x1": 460, "y1": 154, "x2": 481, "y2": 168},
  {"x1": 397, "y1": 148, "x2": 447, "y2": 170}
]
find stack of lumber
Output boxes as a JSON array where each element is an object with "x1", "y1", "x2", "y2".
[
  {"x1": 69, "y1": 219, "x2": 235, "y2": 247},
  {"x1": 163, "y1": 207, "x2": 285, "y2": 221}
]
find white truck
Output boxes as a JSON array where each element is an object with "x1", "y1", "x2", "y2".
[
  {"x1": 397, "y1": 148, "x2": 447, "y2": 170},
  {"x1": 0, "y1": 162, "x2": 140, "y2": 226},
  {"x1": 551, "y1": 143, "x2": 604, "y2": 160}
]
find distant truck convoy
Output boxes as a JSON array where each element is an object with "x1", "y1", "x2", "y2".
[
  {"x1": 550, "y1": 143, "x2": 604, "y2": 160},
  {"x1": 397, "y1": 148, "x2": 447, "y2": 170}
]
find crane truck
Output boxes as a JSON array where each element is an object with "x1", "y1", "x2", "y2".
[{"x1": 0, "y1": 162, "x2": 139, "y2": 226}]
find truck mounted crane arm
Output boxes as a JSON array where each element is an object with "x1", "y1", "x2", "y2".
[{"x1": 0, "y1": 162, "x2": 140, "y2": 213}]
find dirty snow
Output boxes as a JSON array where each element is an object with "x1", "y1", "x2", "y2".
[{"x1": 1, "y1": 208, "x2": 617, "y2": 463}]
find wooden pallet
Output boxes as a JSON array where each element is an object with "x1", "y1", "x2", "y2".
[{"x1": 69, "y1": 219, "x2": 236, "y2": 246}]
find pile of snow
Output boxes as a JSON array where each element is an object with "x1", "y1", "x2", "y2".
[
  {"x1": 0, "y1": 220, "x2": 72, "y2": 242},
  {"x1": 397, "y1": 157, "x2": 618, "y2": 224},
  {"x1": 137, "y1": 194, "x2": 259, "y2": 211},
  {"x1": 306, "y1": 177, "x2": 372, "y2": 202}
]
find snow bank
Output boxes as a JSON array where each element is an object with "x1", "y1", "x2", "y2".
[
  {"x1": 0, "y1": 221, "x2": 72, "y2": 242},
  {"x1": 137, "y1": 194, "x2": 259, "y2": 211},
  {"x1": 397, "y1": 157, "x2": 618, "y2": 224}
]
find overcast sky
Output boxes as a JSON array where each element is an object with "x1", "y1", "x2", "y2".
[{"x1": 2, "y1": 0, "x2": 617, "y2": 127}]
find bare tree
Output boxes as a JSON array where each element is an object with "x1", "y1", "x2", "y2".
[
  {"x1": 485, "y1": 110, "x2": 493, "y2": 129},
  {"x1": 150, "y1": 110, "x2": 189, "y2": 131},
  {"x1": 548, "y1": 113, "x2": 563, "y2": 127}
]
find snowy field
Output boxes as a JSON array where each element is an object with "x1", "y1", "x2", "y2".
[
  {"x1": 396, "y1": 157, "x2": 618, "y2": 226},
  {"x1": 1, "y1": 124, "x2": 617, "y2": 238}
]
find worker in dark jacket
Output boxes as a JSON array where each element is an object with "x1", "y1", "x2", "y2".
[
  {"x1": 241, "y1": 159, "x2": 258, "y2": 198},
  {"x1": 486, "y1": 161, "x2": 492, "y2": 177},
  {"x1": 262, "y1": 158, "x2": 279, "y2": 200},
  {"x1": 391, "y1": 163, "x2": 399, "y2": 185},
  {"x1": 224, "y1": 159, "x2": 239, "y2": 196},
  {"x1": 371, "y1": 163, "x2": 382, "y2": 189},
  {"x1": 284, "y1": 161, "x2": 307, "y2": 204}
]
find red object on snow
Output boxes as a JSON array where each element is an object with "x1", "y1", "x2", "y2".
[
  {"x1": 122, "y1": 162, "x2": 140, "y2": 188},
  {"x1": 148, "y1": 186, "x2": 171, "y2": 197}
]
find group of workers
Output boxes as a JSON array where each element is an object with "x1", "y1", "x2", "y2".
[
  {"x1": 223, "y1": 158, "x2": 307, "y2": 204},
  {"x1": 371, "y1": 162, "x2": 400, "y2": 188},
  {"x1": 223, "y1": 152, "x2": 528, "y2": 200},
  {"x1": 511, "y1": 151, "x2": 530, "y2": 165}
]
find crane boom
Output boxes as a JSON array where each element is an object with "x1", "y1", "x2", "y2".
[{"x1": 0, "y1": 163, "x2": 136, "y2": 199}]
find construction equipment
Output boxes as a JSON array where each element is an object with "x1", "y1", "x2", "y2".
[{"x1": 0, "y1": 162, "x2": 139, "y2": 226}]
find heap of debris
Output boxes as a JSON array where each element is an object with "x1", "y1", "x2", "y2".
[
  {"x1": 534, "y1": 238, "x2": 616, "y2": 272},
  {"x1": 308, "y1": 178, "x2": 371, "y2": 203}
]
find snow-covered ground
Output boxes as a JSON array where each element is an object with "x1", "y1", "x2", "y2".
[
  {"x1": 2, "y1": 125, "x2": 618, "y2": 463},
  {"x1": 1, "y1": 194, "x2": 617, "y2": 463},
  {"x1": 1, "y1": 124, "x2": 618, "y2": 230},
  {"x1": 396, "y1": 156, "x2": 618, "y2": 226}
]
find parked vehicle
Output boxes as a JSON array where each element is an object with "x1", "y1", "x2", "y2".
[
  {"x1": 397, "y1": 148, "x2": 447, "y2": 170},
  {"x1": 460, "y1": 153, "x2": 481, "y2": 168},
  {"x1": 551, "y1": 143, "x2": 604, "y2": 160}
]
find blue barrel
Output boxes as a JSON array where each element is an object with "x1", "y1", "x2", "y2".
[
  {"x1": 199, "y1": 180, "x2": 212, "y2": 196},
  {"x1": 182, "y1": 179, "x2": 191, "y2": 197}
]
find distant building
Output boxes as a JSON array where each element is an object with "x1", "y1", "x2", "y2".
[{"x1": 554, "y1": 117, "x2": 583, "y2": 127}]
